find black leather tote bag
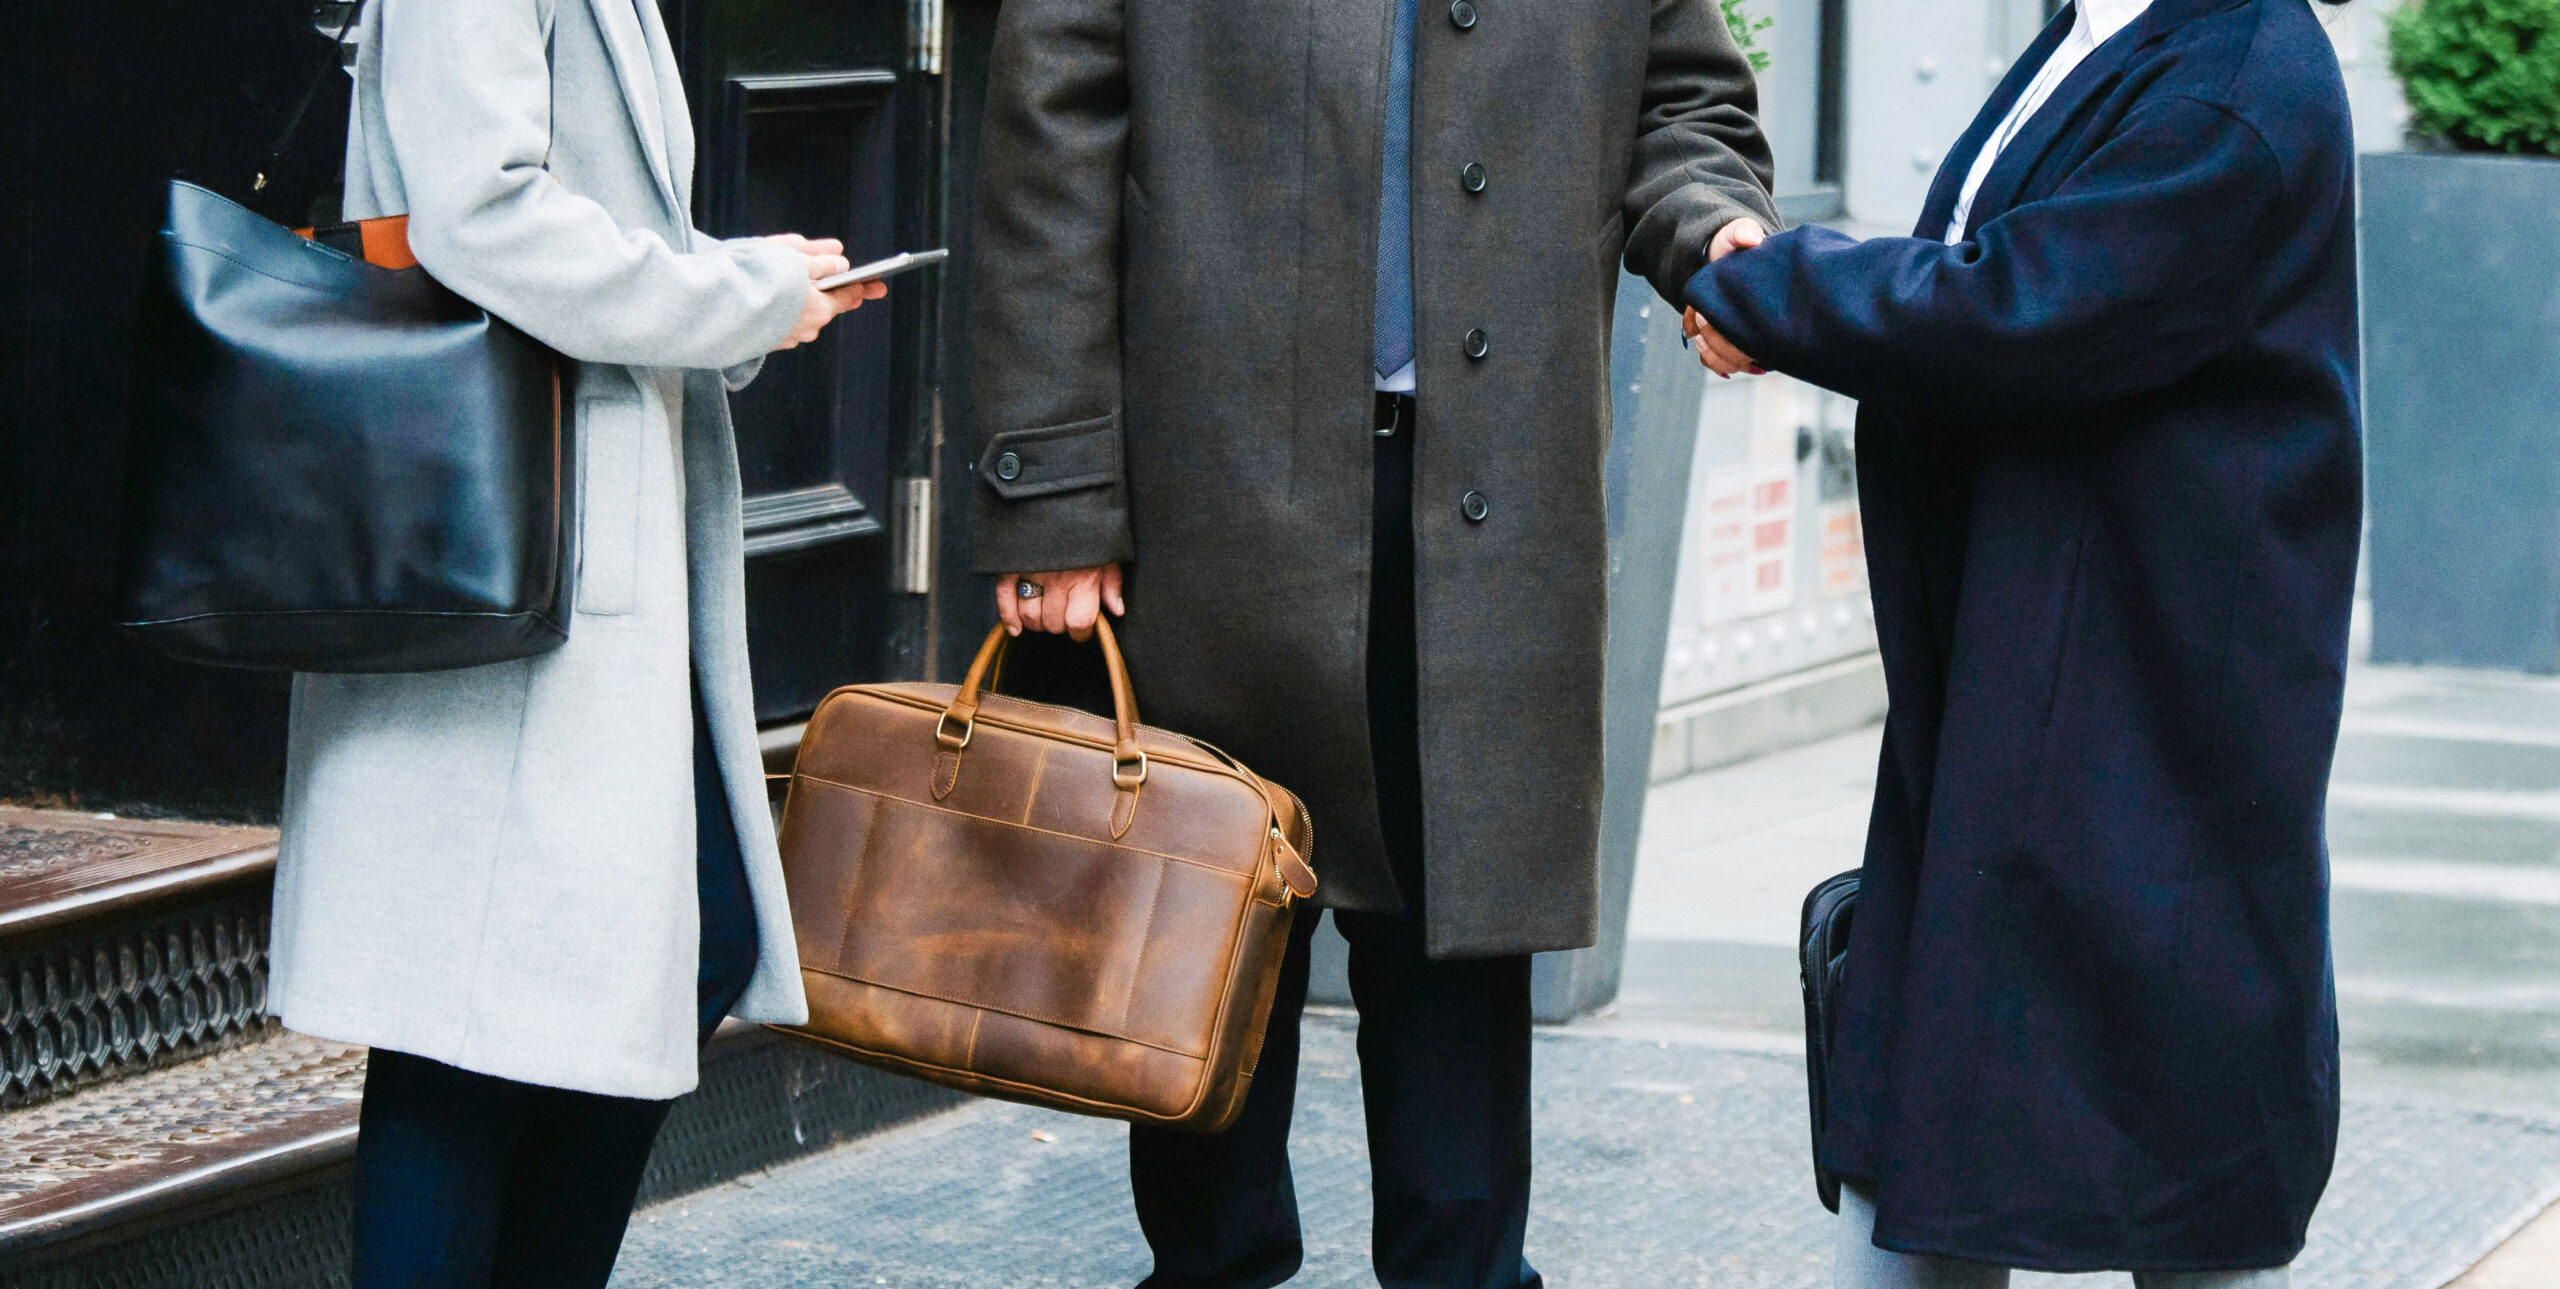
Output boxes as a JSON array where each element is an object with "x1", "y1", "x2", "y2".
[
  {"x1": 118, "y1": 7, "x2": 571, "y2": 673},
  {"x1": 1798, "y1": 869, "x2": 1860, "y2": 1213}
]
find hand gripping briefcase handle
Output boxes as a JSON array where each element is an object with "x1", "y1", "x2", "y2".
[
  {"x1": 773, "y1": 619, "x2": 1316, "y2": 1132},
  {"x1": 937, "y1": 619, "x2": 1151, "y2": 821}
]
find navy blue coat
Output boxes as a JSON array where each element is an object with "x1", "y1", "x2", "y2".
[{"x1": 1685, "y1": 0, "x2": 2359, "y2": 1271}]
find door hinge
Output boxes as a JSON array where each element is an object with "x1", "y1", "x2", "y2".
[
  {"x1": 891, "y1": 476, "x2": 935, "y2": 595},
  {"x1": 909, "y1": 0, "x2": 946, "y2": 75}
]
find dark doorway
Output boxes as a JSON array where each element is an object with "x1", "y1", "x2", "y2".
[
  {"x1": 669, "y1": 0, "x2": 931, "y2": 723},
  {"x1": 1, "y1": 0, "x2": 1003, "y2": 817},
  {"x1": 0, "y1": 0, "x2": 345, "y2": 821}
]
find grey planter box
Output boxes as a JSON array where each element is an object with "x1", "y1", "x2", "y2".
[{"x1": 2361, "y1": 149, "x2": 2560, "y2": 673}]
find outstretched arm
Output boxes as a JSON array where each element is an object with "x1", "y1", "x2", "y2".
[
  {"x1": 1621, "y1": 0, "x2": 1783, "y2": 305},
  {"x1": 1684, "y1": 96, "x2": 2284, "y2": 423}
]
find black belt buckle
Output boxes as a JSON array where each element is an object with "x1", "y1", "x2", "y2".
[{"x1": 1374, "y1": 392, "x2": 1413, "y2": 438}]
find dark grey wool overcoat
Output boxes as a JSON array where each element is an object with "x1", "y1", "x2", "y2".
[{"x1": 970, "y1": 0, "x2": 1777, "y2": 958}]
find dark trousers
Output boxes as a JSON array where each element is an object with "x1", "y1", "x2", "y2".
[
  {"x1": 1128, "y1": 397, "x2": 1541, "y2": 1289},
  {"x1": 349, "y1": 685, "x2": 760, "y2": 1289}
]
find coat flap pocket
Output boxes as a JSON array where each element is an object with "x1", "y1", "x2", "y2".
[{"x1": 978, "y1": 414, "x2": 1121, "y2": 501}]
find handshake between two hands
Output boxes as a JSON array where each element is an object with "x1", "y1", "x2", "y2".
[
  {"x1": 763, "y1": 233, "x2": 890, "y2": 351},
  {"x1": 1683, "y1": 217, "x2": 1771, "y2": 379}
]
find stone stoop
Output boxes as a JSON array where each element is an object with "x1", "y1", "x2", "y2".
[
  {"x1": 0, "y1": 808, "x2": 961, "y2": 1288},
  {"x1": 2324, "y1": 667, "x2": 2560, "y2": 1114}
]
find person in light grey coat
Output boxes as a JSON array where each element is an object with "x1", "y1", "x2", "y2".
[{"x1": 266, "y1": 0, "x2": 875, "y2": 1282}]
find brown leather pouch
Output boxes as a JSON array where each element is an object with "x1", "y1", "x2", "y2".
[{"x1": 774, "y1": 620, "x2": 1317, "y2": 1133}]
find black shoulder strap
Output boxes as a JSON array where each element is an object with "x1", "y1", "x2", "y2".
[{"x1": 254, "y1": 1, "x2": 367, "y2": 193}]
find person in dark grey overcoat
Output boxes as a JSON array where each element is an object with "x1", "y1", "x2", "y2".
[
  {"x1": 970, "y1": 1, "x2": 1775, "y2": 1284},
  {"x1": 1684, "y1": 0, "x2": 2358, "y2": 1283}
]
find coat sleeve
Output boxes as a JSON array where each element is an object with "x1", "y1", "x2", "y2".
[
  {"x1": 1682, "y1": 96, "x2": 2285, "y2": 423},
  {"x1": 375, "y1": 0, "x2": 809, "y2": 371},
  {"x1": 967, "y1": 0, "x2": 1135, "y2": 576},
  {"x1": 693, "y1": 229, "x2": 776, "y2": 391},
  {"x1": 1621, "y1": 0, "x2": 1782, "y2": 306}
]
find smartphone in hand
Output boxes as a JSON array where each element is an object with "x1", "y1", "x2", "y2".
[{"x1": 815, "y1": 249, "x2": 949, "y2": 292}]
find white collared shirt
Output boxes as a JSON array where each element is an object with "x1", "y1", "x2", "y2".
[{"x1": 1944, "y1": 0, "x2": 2154, "y2": 244}]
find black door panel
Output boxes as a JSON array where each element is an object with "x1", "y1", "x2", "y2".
[{"x1": 670, "y1": 0, "x2": 924, "y2": 721}]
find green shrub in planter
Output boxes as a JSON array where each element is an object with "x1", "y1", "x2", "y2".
[{"x1": 2386, "y1": 0, "x2": 2560, "y2": 156}]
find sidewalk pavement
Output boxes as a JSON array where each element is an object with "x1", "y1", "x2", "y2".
[{"x1": 616, "y1": 664, "x2": 2560, "y2": 1288}]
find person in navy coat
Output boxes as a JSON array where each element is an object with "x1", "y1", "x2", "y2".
[{"x1": 1684, "y1": 0, "x2": 2360, "y2": 1283}]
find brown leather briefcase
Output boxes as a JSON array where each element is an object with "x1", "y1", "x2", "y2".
[{"x1": 772, "y1": 620, "x2": 1317, "y2": 1132}]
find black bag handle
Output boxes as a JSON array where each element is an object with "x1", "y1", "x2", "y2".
[{"x1": 254, "y1": 1, "x2": 366, "y2": 193}]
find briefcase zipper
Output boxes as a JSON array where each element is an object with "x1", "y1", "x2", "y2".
[
  {"x1": 1268, "y1": 797, "x2": 1315, "y2": 906},
  {"x1": 1267, "y1": 827, "x2": 1290, "y2": 903}
]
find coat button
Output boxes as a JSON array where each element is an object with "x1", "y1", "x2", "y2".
[
  {"x1": 1463, "y1": 328, "x2": 1489, "y2": 360},
  {"x1": 995, "y1": 451, "x2": 1023, "y2": 481},
  {"x1": 1449, "y1": 0, "x2": 1478, "y2": 28},
  {"x1": 1461, "y1": 491, "x2": 1490, "y2": 523},
  {"x1": 1459, "y1": 162, "x2": 1487, "y2": 194}
]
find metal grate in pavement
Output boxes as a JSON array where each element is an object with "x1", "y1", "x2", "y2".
[{"x1": 612, "y1": 1016, "x2": 2560, "y2": 1289}]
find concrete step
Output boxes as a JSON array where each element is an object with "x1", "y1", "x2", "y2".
[
  {"x1": 2322, "y1": 667, "x2": 2560, "y2": 1117},
  {"x1": 2325, "y1": 665, "x2": 2560, "y2": 865},
  {"x1": 2338, "y1": 992, "x2": 2560, "y2": 1073},
  {"x1": 2332, "y1": 666, "x2": 2560, "y2": 796},
  {"x1": 2333, "y1": 886, "x2": 2560, "y2": 1009},
  {"x1": 2329, "y1": 793, "x2": 2560, "y2": 869},
  {"x1": 2343, "y1": 666, "x2": 2560, "y2": 735},
  {"x1": 2333, "y1": 726, "x2": 2560, "y2": 795}
]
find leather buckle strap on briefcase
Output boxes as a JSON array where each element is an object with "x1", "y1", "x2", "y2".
[{"x1": 773, "y1": 620, "x2": 1317, "y2": 1133}]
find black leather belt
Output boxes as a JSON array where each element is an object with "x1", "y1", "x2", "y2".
[{"x1": 1374, "y1": 391, "x2": 1414, "y2": 438}]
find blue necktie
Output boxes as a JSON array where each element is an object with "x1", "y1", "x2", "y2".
[{"x1": 1373, "y1": 0, "x2": 1417, "y2": 381}]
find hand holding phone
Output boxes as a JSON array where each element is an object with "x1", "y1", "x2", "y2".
[
  {"x1": 766, "y1": 235, "x2": 857, "y2": 351},
  {"x1": 815, "y1": 248, "x2": 949, "y2": 293}
]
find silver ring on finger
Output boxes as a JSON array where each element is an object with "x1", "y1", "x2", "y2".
[{"x1": 1015, "y1": 578, "x2": 1044, "y2": 600}]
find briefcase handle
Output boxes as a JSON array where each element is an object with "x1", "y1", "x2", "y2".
[{"x1": 937, "y1": 620, "x2": 1148, "y2": 793}]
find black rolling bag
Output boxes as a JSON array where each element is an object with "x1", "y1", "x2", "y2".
[{"x1": 1798, "y1": 869, "x2": 1860, "y2": 1213}]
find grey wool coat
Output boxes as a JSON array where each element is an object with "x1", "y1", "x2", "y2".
[
  {"x1": 269, "y1": 0, "x2": 814, "y2": 1099},
  {"x1": 971, "y1": 0, "x2": 1778, "y2": 957}
]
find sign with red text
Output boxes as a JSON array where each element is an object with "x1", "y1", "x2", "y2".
[{"x1": 1697, "y1": 462, "x2": 1795, "y2": 626}]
